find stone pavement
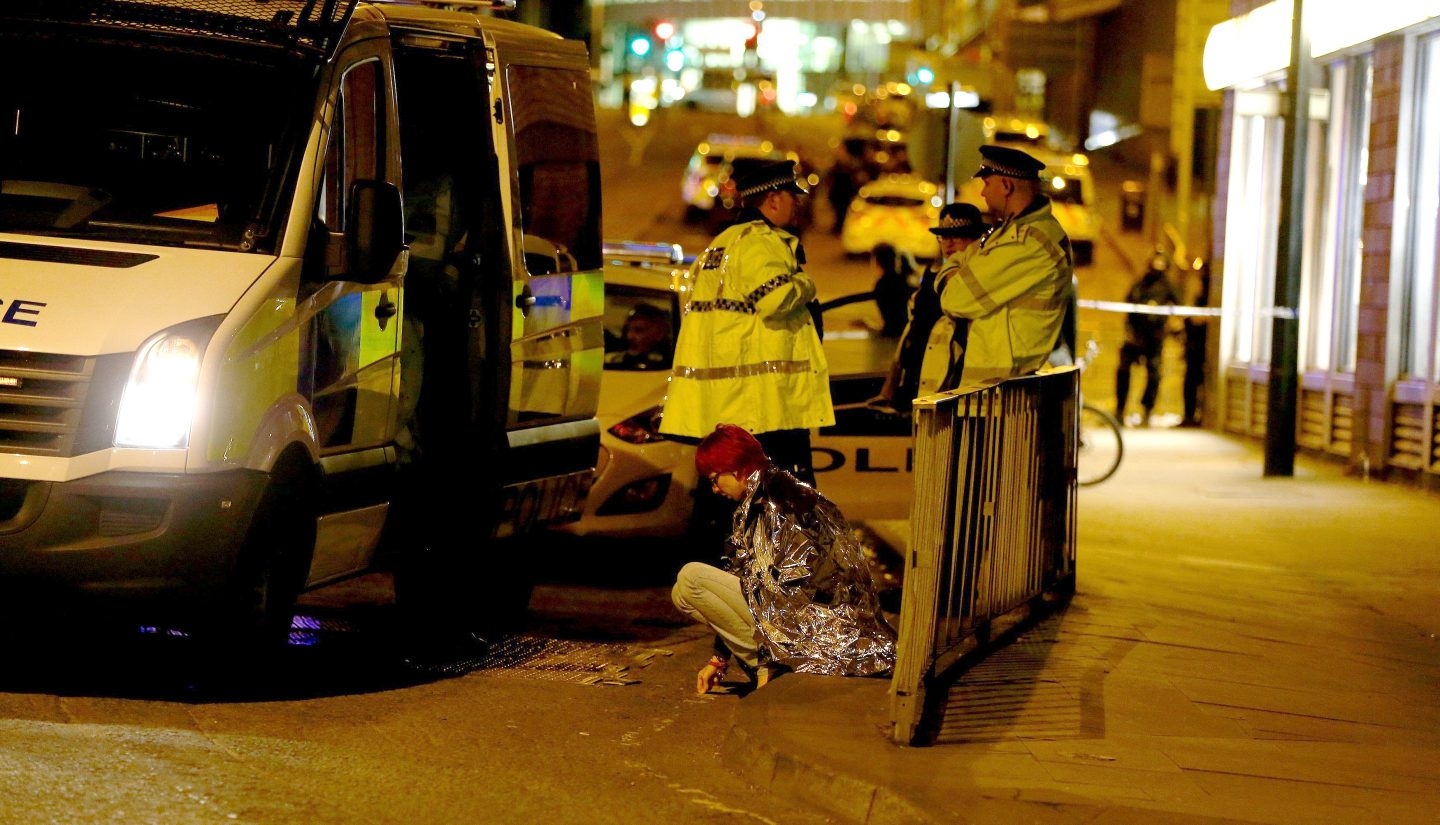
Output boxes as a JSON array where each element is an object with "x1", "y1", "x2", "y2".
[{"x1": 720, "y1": 427, "x2": 1440, "y2": 824}]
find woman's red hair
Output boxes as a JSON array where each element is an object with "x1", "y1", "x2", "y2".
[{"x1": 695, "y1": 423, "x2": 769, "y2": 479}]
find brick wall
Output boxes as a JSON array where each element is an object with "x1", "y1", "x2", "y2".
[{"x1": 1353, "y1": 36, "x2": 1405, "y2": 473}]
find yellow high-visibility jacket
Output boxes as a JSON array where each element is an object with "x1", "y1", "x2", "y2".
[
  {"x1": 930, "y1": 199, "x2": 1075, "y2": 385},
  {"x1": 660, "y1": 219, "x2": 835, "y2": 438}
]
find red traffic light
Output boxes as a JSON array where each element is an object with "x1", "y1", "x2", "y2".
[{"x1": 653, "y1": 20, "x2": 675, "y2": 40}]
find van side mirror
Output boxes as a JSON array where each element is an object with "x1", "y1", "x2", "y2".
[{"x1": 345, "y1": 179, "x2": 404, "y2": 283}]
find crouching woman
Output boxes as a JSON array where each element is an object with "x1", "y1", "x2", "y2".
[{"x1": 671, "y1": 423, "x2": 896, "y2": 695}]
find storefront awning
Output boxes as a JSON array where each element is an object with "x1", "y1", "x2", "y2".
[{"x1": 1203, "y1": 0, "x2": 1440, "y2": 91}]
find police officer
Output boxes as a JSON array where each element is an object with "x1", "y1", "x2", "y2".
[
  {"x1": 933, "y1": 145, "x2": 1075, "y2": 384},
  {"x1": 869, "y1": 202, "x2": 989, "y2": 411},
  {"x1": 660, "y1": 159, "x2": 834, "y2": 487},
  {"x1": 605, "y1": 303, "x2": 672, "y2": 370}
]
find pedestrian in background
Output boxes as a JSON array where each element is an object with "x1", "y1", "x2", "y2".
[
  {"x1": 660, "y1": 159, "x2": 834, "y2": 485},
  {"x1": 1180, "y1": 257, "x2": 1211, "y2": 428},
  {"x1": 1114, "y1": 249, "x2": 1181, "y2": 428},
  {"x1": 825, "y1": 137, "x2": 868, "y2": 236},
  {"x1": 933, "y1": 145, "x2": 1075, "y2": 384},
  {"x1": 867, "y1": 202, "x2": 988, "y2": 412},
  {"x1": 870, "y1": 242, "x2": 919, "y2": 338},
  {"x1": 671, "y1": 424, "x2": 896, "y2": 695}
]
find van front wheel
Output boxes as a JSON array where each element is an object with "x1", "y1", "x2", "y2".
[{"x1": 213, "y1": 464, "x2": 316, "y2": 649}]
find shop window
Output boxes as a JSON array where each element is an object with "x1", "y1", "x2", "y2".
[
  {"x1": 1305, "y1": 54, "x2": 1371, "y2": 374},
  {"x1": 1400, "y1": 32, "x2": 1440, "y2": 382},
  {"x1": 1221, "y1": 108, "x2": 1284, "y2": 365}
]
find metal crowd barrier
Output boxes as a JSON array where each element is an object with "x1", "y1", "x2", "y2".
[{"x1": 888, "y1": 367, "x2": 1079, "y2": 745}]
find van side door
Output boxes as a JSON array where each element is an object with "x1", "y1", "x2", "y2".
[
  {"x1": 303, "y1": 48, "x2": 402, "y2": 455},
  {"x1": 490, "y1": 46, "x2": 604, "y2": 432},
  {"x1": 389, "y1": 30, "x2": 598, "y2": 539}
]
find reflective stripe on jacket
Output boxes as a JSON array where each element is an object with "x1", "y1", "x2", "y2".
[
  {"x1": 933, "y1": 200, "x2": 1074, "y2": 384},
  {"x1": 660, "y1": 220, "x2": 835, "y2": 438}
]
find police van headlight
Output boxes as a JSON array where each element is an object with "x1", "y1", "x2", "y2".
[{"x1": 114, "y1": 317, "x2": 222, "y2": 450}]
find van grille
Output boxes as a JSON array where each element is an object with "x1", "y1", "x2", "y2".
[{"x1": 0, "y1": 350, "x2": 132, "y2": 458}]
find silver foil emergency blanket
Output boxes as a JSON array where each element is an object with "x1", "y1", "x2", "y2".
[{"x1": 728, "y1": 468, "x2": 896, "y2": 677}]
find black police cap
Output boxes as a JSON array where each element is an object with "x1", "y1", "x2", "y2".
[
  {"x1": 974, "y1": 144, "x2": 1047, "y2": 180},
  {"x1": 736, "y1": 160, "x2": 809, "y2": 199},
  {"x1": 929, "y1": 202, "x2": 988, "y2": 238}
]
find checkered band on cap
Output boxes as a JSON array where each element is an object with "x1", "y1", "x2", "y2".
[
  {"x1": 929, "y1": 202, "x2": 986, "y2": 237},
  {"x1": 974, "y1": 144, "x2": 1047, "y2": 180},
  {"x1": 977, "y1": 157, "x2": 1040, "y2": 180},
  {"x1": 937, "y1": 213, "x2": 975, "y2": 231}
]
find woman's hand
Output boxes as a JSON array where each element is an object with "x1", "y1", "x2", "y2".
[{"x1": 696, "y1": 655, "x2": 728, "y2": 695}]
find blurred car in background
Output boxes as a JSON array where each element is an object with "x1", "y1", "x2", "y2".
[
  {"x1": 840, "y1": 174, "x2": 943, "y2": 261},
  {"x1": 549, "y1": 241, "x2": 914, "y2": 543},
  {"x1": 860, "y1": 127, "x2": 912, "y2": 178},
  {"x1": 1040, "y1": 152, "x2": 1099, "y2": 266},
  {"x1": 677, "y1": 68, "x2": 776, "y2": 116},
  {"x1": 677, "y1": 68, "x2": 740, "y2": 112},
  {"x1": 984, "y1": 113, "x2": 1059, "y2": 152},
  {"x1": 681, "y1": 135, "x2": 795, "y2": 222},
  {"x1": 680, "y1": 134, "x2": 817, "y2": 236}
]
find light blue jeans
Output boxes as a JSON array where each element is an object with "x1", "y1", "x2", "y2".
[{"x1": 671, "y1": 561, "x2": 760, "y2": 668}]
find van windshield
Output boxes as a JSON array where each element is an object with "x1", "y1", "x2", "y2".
[{"x1": 0, "y1": 40, "x2": 302, "y2": 250}]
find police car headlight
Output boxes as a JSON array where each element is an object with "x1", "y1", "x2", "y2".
[{"x1": 115, "y1": 317, "x2": 221, "y2": 449}]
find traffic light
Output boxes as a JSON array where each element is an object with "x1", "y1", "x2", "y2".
[
  {"x1": 652, "y1": 20, "x2": 674, "y2": 41},
  {"x1": 743, "y1": 21, "x2": 759, "y2": 51},
  {"x1": 628, "y1": 31, "x2": 651, "y2": 58}
]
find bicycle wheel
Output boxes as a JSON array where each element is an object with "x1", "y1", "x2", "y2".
[{"x1": 1077, "y1": 403, "x2": 1124, "y2": 486}]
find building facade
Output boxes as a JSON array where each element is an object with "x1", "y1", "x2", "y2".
[
  {"x1": 1204, "y1": 1, "x2": 1440, "y2": 485},
  {"x1": 587, "y1": 0, "x2": 928, "y2": 114}
]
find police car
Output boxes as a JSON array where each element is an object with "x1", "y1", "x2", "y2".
[
  {"x1": 983, "y1": 113, "x2": 1056, "y2": 152},
  {"x1": 839, "y1": 174, "x2": 944, "y2": 261},
  {"x1": 1040, "y1": 152, "x2": 1100, "y2": 266},
  {"x1": 550, "y1": 242, "x2": 914, "y2": 542},
  {"x1": 680, "y1": 134, "x2": 798, "y2": 224}
]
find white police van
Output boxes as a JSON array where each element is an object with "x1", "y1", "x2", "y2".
[{"x1": 0, "y1": 0, "x2": 604, "y2": 641}]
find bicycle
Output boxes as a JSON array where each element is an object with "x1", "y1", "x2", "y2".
[{"x1": 1075, "y1": 339, "x2": 1124, "y2": 486}]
